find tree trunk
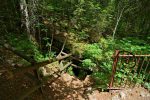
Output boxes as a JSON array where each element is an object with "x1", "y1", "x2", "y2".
[
  {"x1": 28, "y1": 0, "x2": 39, "y2": 36},
  {"x1": 112, "y1": 7, "x2": 125, "y2": 40},
  {"x1": 20, "y1": 0, "x2": 30, "y2": 34}
]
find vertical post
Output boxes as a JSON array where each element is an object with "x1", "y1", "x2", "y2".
[{"x1": 109, "y1": 50, "x2": 120, "y2": 88}]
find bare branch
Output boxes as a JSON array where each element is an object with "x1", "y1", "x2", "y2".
[{"x1": 56, "y1": 37, "x2": 67, "y2": 59}]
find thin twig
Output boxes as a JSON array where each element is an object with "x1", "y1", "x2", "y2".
[{"x1": 49, "y1": 33, "x2": 54, "y2": 52}]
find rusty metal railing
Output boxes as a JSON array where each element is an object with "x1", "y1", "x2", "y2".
[{"x1": 109, "y1": 50, "x2": 150, "y2": 89}]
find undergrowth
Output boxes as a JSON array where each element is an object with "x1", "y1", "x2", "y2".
[
  {"x1": 5, "y1": 33, "x2": 150, "y2": 90},
  {"x1": 68, "y1": 37, "x2": 150, "y2": 90},
  {"x1": 5, "y1": 33, "x2": 55, "y2": 62}
]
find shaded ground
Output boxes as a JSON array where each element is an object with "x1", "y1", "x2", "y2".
[
  {"x1": 37, "y1": 73, "x2": 150, "y2": 100},
  {"x1": 0, "y1": 47, "x2": 150, "y2": 100},
  {"x1": 0, "y1": 72, "x2": 150, "y2": 100}
]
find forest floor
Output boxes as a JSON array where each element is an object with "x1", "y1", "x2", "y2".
[
  {"x1": 0, "y1": 72, "x2": 150, "y2": 100},
  {"x1": 0, "y1": 47, "x2": 150, "y2": 100},
  {"x1": 42, "y1": 73, "x2": 150, "y2": 100}
]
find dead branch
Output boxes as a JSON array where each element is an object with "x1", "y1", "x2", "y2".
[
  {"x1": 56, "y1": 37, "x2": 67, "y2": 59},
  {"x1": 62, "y1": 52, "x2": 83, "y2": 62}
]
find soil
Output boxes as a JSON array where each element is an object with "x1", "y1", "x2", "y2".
[
  {"x1": 0, "y1": 47, "x2": 150, "y2": 100},
  {"x1": 0, "y1": 72, "x2": 150, "y2": 100}
]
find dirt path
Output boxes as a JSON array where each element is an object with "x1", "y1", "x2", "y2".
[
  {"x1": 0, "y1": 70, "x2": 150, "y2": 100},
  {"x1": 42, "y1": 73, "x2": 150, "y2": 100}
]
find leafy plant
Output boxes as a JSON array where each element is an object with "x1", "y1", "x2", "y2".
[
  {"x1": 82, "y1": 59, "x2": 96, "y2": 70},
  {"x1": 83, "y1": 43, "x2": 103, "y2": 60},
  {"x1": 6, "y1": 33, "x2": 55, "y2": 62},
  {"x1": 91, "y1": 72, "x2": 110, "y2": 90},
  {"x1": 67, "y1": 66, "x2": 75, "y2": 76},
  {"x1": 144, "y1": 82, "x2": 150, "y2": 91}
]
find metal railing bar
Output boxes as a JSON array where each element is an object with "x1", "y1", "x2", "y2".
[
  {"x1": 127, "y1": 56, "x2": 136, "y2": 87},
  {"x1": 142, "y1": 58, "x2": 150, "y2": 81},
  {"x1": 119, "y1": 55, "x2": 150, "y2": 57},
  {"x1": 110, "y1": 50, "x2": 150, "y2": 88},
  {"x1": 109, "y1": 50, "x2": 120, "y2": 88},
  {"x1": 145, "y1": 71, "x2": 150, "y2": 82}
]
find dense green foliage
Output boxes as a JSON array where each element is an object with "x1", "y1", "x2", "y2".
[{"x1": 77, "y1": 37, "x2": 150, "y2": 88}]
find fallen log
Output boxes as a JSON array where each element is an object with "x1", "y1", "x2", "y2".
[
  {"x1": 3, "y1": 43, "x2": 36, "y2": 64},
  {"x1": 12, "y1": 53, "x2": 72, "y2": 75},
  {"x1": 1, "y1": 42, "x2": 86, "y2": 78}
]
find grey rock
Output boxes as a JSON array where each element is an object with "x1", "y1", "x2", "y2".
[
  {"x1": 112, "y1": 95, "x2": 120, "y2": 100},
  {"x1": 146, "y1": 93, "x2": 150, "y2": 97},
  {"x1": 119, "y1": 91, "x2": 126, "y2": 99},
  {"x1": 11, "y1": 63, "x2": 16, "y2": 67},
  {"x1": 7, "y1": 59, "x2": 13, "y2": 64},
  {"x1": 140, "y1": 91, "x2": 146, "y2": 97}
]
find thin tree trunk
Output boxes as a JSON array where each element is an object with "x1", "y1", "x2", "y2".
[
  {"x1": 28, "y1": 0, "x2": 39, "y2": 37},
  {"x1": 112, "y1": 7, "x2": 125, "y2": 40}
]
